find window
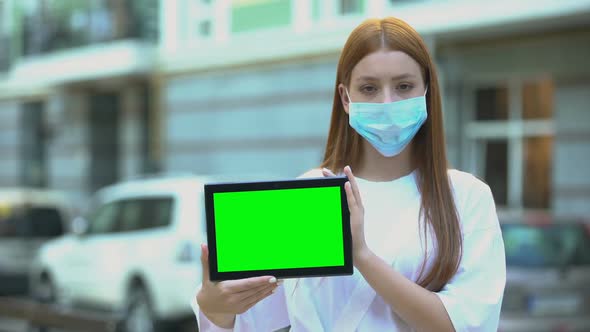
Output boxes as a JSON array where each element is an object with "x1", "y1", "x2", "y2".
[
  {"x1": 0, "y1": 205, "x2": 64, "y2": 238},
  {"x1": 140, "y1": 197, "x2": 173, "y2": 229},
  {"x1": 20, "y1": 101, "x2": 48, "y2": 188},
  {"x1": 118, "y1": 200, "x2": 143, "y2": 232},
  {"x1": 475, "y1": 87, "x2": 508, "y2": 121},
  {"x1": 231, "y1": 0, "x2": 291, "y2": 33},
  {"x1": 87, "y1": 202, "x2": 121, "y2": 234},
  {"x1": 482, "y1": 140, "x2": 509, "y2": 206},
  {"x1": 389, "y1": 0, "x2": 418, "y2": 4},
  {"x1": 25, "y1": 207, "x2": 65, "y2": 237},
  {"x1": 340, "y1": 0, "x2": 363, "y2": 15},
  {"x1": 182, "y1": 0, "x2": 215, "y2": 40},
  {"x1": 21, "y1": 0, "x2": 159, "y2": 55},
  {"x1": 0, "y1": 202, "x2": 18, "y2": 237},
  {"x1": 117, "y1": 197, "x2": 173, "y2": 232},
  {"x1": 466, "y1": 78, "x2": 554, "y2": 210},
  {"x1": 311, "y1": 0, "x2": 321, "y2": 20},
  {"x1": 0, "y1": 1, "x2": 9, "y2": 72},
  {"x1": 199, "y1": 20, "x2": 212, "y2": 37}
]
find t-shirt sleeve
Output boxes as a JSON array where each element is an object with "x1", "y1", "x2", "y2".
[
  {"x1": 191, "y1": 283, "x2": 290, "y2": 332},
  {"x1": 436, "y1": 181, "x2": 506, "y2": 332}
]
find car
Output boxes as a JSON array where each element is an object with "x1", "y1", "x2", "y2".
[
  {"x1": 498, "y1": 215, "x2": 590, "y2": 332},
  {"x1": 29, "y1": 174, "x2": 214, "y2": 332},
  {"x1": 0, "y1": 188, "x2": 71, "y2": 296}
]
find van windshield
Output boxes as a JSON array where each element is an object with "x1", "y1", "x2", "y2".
[
  {"x1": 0, "y1": 206, "x2": 64, "y2": 238},
  {"x1": 502, "y1": 223, "x2": 590, "y2": 268}
]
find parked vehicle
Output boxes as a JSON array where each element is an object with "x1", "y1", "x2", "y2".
[
  {"x1": 29, "y1": 175, "x2": 212, "y2": 332},
  {"x1": 499, "y1": 216, "x2": 590, "y2": 332},
  {"x1": 0, "y1": 188, "x2": 71, "y2": 296}
]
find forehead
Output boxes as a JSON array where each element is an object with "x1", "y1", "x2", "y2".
[{"x1": 350, "y1": 50, "x2": 422, "y2": 81}]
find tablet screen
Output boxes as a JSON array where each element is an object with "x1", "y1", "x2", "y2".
[{"x1": 204, "y1": 176, "x2": 352, "y2": 280}]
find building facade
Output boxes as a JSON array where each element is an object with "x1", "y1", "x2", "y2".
[{"x1": 1, "y1": 0, "x2": 589, "y2": 217}]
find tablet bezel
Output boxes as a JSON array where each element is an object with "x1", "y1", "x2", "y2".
[{"x1": 204, "y1": 176, "x2": 352, "y2": 281}]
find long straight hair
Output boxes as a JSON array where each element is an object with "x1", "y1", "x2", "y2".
[{"x1": 320, "y1": 17, "x2": 462, "y2": 291}]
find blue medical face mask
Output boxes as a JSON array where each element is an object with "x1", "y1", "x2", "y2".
[{"x1": 346, "y1": 87, "x2": 428, "y2": 157}]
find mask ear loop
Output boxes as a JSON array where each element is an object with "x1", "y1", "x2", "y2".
[{"x1": 344, "y1": 87, "x2": 352, "y2": 104}]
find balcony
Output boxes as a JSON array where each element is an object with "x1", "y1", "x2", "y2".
[{"x1": 21, "y1": 0, "x2": 159, "y2": 57}]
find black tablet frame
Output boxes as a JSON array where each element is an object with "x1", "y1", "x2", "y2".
[{"x1": 204, "y1": 176, "x2": 352, "y2": 281}]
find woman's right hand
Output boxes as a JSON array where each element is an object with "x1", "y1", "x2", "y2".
[{"x1": 196, "y1": 244, "x2": 279, "y2": 327}]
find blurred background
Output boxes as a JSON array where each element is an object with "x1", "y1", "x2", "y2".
[{"x1": 0, "y1": 0, "x2": 589, "y2": 331}]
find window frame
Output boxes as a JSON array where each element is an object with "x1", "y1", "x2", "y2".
[{"x1": 462, "y1": 78, "x2": 555, "y2": 211}]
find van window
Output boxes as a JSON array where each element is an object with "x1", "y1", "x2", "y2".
[
  {"x1": 87, "y1": 202, "x2": 122, "y2": 234},
  {"x1": 24, "y1": 207, "x2": 65, "y2": 237},
  {"x1": 502, "y1": 223, "x2": 590, "y2": 268},
  {"x1": 0, "y1": 202, "x2": 17, "y2": 237},
  {"x1": 118, "y1": 200, "x2": 143, "y2": 232},
  {"x1": 117, "y1": 197, "x2": 173, "y2": 232},
  {"x1": 147, "y1": 197, "x2": 173, "y2": 229},
  {"x1": 0, "y1": 206, "x2": 64, "y2": 238}
]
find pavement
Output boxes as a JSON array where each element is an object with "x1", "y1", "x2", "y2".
[{"x1": 0, "y1": 318, "x2": 26, "y2": 332}]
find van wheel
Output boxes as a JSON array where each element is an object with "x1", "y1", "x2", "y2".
[
  {"x1": 124, "y1": 285, "x2": 156, "y2": 332},
  {"x1": 35, "y1": 276, "x2": 56, "y2": 303},
  {"x1": 28, "y1": 276, "x2": 56, "y2": 332}
]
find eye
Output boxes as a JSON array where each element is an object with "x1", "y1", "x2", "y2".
[
  {"x1": 359, "y1": 85, "x2": 378, "y2": 94},
  {"x1": 397, "y1": 83, "x2": 413, "y2": 91}
]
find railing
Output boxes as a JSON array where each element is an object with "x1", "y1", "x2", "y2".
[{"x1": 21, "y1": 0, "x2": 159, "y2": 56}]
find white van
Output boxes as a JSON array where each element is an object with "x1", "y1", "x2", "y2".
[
  {"x1": 30, "y1": 175, "x2": 212, "y2": 332},
  {"x1": 0, "y1": 188, "x2": 71, "y2": 296}
]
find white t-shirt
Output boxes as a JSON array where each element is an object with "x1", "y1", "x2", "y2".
[{"x1": 192, "y1": 169, "x2": 506, "y2": 332}]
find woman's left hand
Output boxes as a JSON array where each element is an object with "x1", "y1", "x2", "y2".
[{"x1": 322, "y1": 165, "x2": 369, "y2": 263}]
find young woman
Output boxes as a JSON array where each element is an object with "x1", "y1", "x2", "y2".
[{"x1": 193, "y1": 17, "x2": 506, "y2": 332}]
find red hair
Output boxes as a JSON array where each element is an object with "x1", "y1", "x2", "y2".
[{"x1": 321, "y1": 17, "x2": 462, "y2": 291}]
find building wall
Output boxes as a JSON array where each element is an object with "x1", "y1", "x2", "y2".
[
  {"x1": 438, "y1": 29, "x2": 590, "y2": 216},
  {"x1": 163, "y1": 57, "x2": 339, "y2": 178},
  {"x1": 553, "y1": 81, "x2": 590, "y2": 216},
  {"x1": 46, "y1": 91, "x2": 91, "y2": 208},
  {"x1": 120, "y1": 85, "x2": 149, "y2": 180},
  {"x1": 0, "y1": 85, "x2": 151, "y2": 210},
  {"x1": 0, "y1": 101, "x2": 21, "y2": 186}
]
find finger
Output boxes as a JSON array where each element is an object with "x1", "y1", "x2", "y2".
[
  {"x1": 345, "y1": 182, "x2": 357, "y2": 210},
  {"x1": 240, "y1": 285, "x2": 278, "y2": 312},
  {"x1": 200, "y1": 243, "x2": 210, "y2": 283},
  {"x1": 322, "y1": 167, "x2": 336, "y2": 177},
  {"x1": 235, "y1": 283, "x2": 277, "y2": 301},
  {"x1": 343, "y1": 166, "x2": 363, "y2": 207},
  {"x1": 223, "y1": 276, "x2": 277, "y2": 292}
]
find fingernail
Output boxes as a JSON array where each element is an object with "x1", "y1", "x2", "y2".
[{"x1": 269, "y1": 277, "x2": 277, "y2": 284}]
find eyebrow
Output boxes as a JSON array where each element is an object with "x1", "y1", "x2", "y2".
[{"x1": 355, "y1": 73, "x2": 417, "y2": 82}]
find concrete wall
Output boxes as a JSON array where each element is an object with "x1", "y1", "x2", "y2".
[
  {"x1": 0, "y1": 84, "x2": 150, "y2": 211},
  {"x1": 438, "y1": 28, "x2": 590, "y2": 216},
  {"x1": 44, "y1": 91, "x2": 91, "y2": 209},
  {"x1": 120, "y1": 85, "x2": 149, "y2": 180},
  {"x1": 163, "y1": 58, "x2": 338, "y2": 179},
  {"x1": 0, "y1": 101, "x2": 20, "y2": 186},
  {"x1": 553, "y1": 81, "x2": 590, "y2": 216}
]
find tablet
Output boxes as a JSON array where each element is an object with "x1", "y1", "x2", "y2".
[{"x1": 204, "y1": 176, "x2": 352, "y2": 281}]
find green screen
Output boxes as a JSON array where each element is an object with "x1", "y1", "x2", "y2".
[{"x1": 214, "y1": 186, "x2": 344, "y2": 272}]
